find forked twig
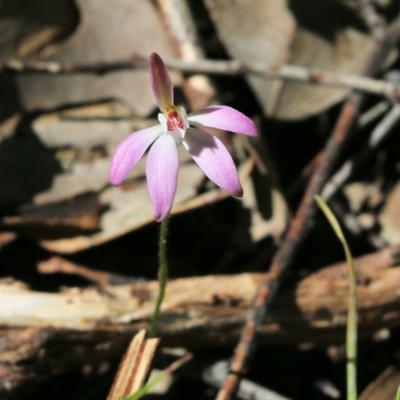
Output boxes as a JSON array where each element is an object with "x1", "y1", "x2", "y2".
[
  {"x1": 215, "y1": 92, "x2": 363, "y2": 400},
  {"x1": 216, "y1": 14, "x2": 400, "y2": 400}
]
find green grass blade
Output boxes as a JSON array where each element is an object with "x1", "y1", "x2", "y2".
[
  {"x1": 315, "y1": 195, "x2": 357, "y2": 400},
  {"x1": 396, "y1": 386, "x2": 400, "y2": 400},
  {"x1": 121, "y1": 372, "x2": 165, "y2": 400},
  {"x1": 120, "y1": 352, "x2": 192, "y2": 400}
]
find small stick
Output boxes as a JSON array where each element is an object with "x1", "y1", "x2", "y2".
[
  {"x1": 358, "y1": 0, "x2": 385, "y2": 40},
  {"x1": 203, "y1": 360, "x2": 291, "y2": 400},
  {"x1": 321, "y1": 103, "x2": 400, "y2": 200}
]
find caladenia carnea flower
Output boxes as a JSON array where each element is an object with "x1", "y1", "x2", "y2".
[{"x1": 110, "y1": 53, "x2": 259, "y2": 222}]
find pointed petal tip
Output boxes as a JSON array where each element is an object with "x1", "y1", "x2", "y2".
[
  {"x1": 227, "y1": 183, "x2": 243, "y2": 198},
  {"x1": 109, "y1": 168, "x2": 122, "y2": 187},
  {"x1": 233, "y1": 187, "x2": 244, "y2": 197},
  {"x1": 251, "y1": 124, "x2": 260, "y2": 138},
  {"x1": 109, "y1": 167, "x2": 123, "y2": 187},
  {"x1": 184, "y1": 128, "x2": 244, "y2": 198},
  {"x1": 152, "y1": 201, "x2": 173, "y2": 223},
  {"x1": 154, "y1": 211, "x2": 168, "y2": 223},
  {"x1": 149, "y1": 52, "x2": 162, "y2": 64},
  {"x1": 242, "y1": 122, "x2": 259, "y2": 138}
]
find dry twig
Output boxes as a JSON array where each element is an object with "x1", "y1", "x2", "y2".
[
  {"x1": 203, "y1": 361, "x2": 291, "y2": 400},
  {"x1": 321, "y1": 103, "x2": 400, "y2": 200},
  {"x1": 2, "y1": 57, "x2": 400, "y2": 101},
  {"x1": 358, "y1": 0, "x2": 385, "y2": 39}
]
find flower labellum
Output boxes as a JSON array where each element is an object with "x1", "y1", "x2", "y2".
[{"x1": 110, "y1": 53, "x2": 259, "y2": 222}]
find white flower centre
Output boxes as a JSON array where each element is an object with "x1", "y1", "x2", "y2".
[{"x1": 158, "y1": 106, "x2": 188, "y2": 144}]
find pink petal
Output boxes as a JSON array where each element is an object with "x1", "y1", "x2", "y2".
[
  {"x1": 146, "y1": 133, "x2": 179, "y2": 222},
  {"x1": 187, "y1": 105, "x2": 259, "y2": 137},
  {"x1": 110, "y1": 125, "x2": 163, "y2": 186},
  {"x1": 183, "y1": 128, "x2": 243, "y2": 197},
  {"x1": 149, "y1": 53, "x2": 173, "y2": 111}
]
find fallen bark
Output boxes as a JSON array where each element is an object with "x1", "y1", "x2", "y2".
[
  {"x1": 107, "y1": 330, "x2": 160, "y2": 400},
  {"x1": 1, "y1": 246, "x2": 400, "y2": 398}
]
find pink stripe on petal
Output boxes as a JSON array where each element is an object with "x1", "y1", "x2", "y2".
[
  {"x1": 146, "y1": 133, "x2": 179, "y2": 222},
  {"x1": 183, "y1": 128, "x2": 243, "y2": 197},
  {"x1": 149, "y1": 53, "x2": 173, "y2": 111},
  {"x1": 188, "y1": 105, "x2": 259, "y2": 137},
  {"x1": 110, "y1": 125, "x2": 163, "y2": 186}
]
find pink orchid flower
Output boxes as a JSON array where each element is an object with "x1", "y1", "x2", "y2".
[{"x1": 110, "y1": 53, "x2": 259, "y2": 222}]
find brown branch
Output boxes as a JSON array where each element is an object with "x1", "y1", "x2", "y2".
[
  {"x1": 1, "y1": 57, "x2": 400, "y2": 101},
  {"x1": 217, "y1": 87, "x2": 362, "y2": 400},
  {"x1": 216, "y1": 15, "x2": 400, "y2": 400}
]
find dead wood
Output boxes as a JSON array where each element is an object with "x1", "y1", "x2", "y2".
[
  {"x1": 107, "y1": 330, "x2": 160, "y2": 400},
  {"x1": 358, "y1": 365, "x2": 400, "y2": 400},
  {"x1": 1, "y1": 246, "x2": 400, "y2": 398}
]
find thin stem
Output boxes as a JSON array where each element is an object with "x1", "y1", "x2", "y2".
[
  {"x1": 344, "y1": 241, "x2": 357, "y2": 400},
  {"x1": 315, "y1": 196, "x2": 358, "y2": 400},
  {"x1": 149, "y1": 215, "x2": 170, "y2": 338}
]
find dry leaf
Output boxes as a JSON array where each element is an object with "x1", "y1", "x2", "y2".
[
  {"x1": 2, "y1": 193, "x2": 103, "y2": 239},
  {"x1": 204, "y1": 0, "x2": 375, "y2": 120},
  {"x1": 107, "y1": 330, "x2": 160, "y2": 400},
  {"x1": 15, "y1": 0, "x2": 179, "y2": 116},
  {"x1": 0, "y1": 0, "x2": 78, "y2": 59},
  {"x1": 38, "y1": 163, "x2": 208, "y2": 253},
  {"x1": 37, "y1": 160, "x2": 253, "y2": 254},
  {"x1": 32, "y1": 101, "x2": 139, "y2": 149}
]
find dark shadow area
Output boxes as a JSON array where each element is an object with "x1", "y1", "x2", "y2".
[
  {"x1": 0, "y1": 0, "x2": 79, "y2": 46},
  {"x1": 288, "y1": 0, "x2": 368, "y2": 42},
  {"x1": 0, "y1": 117, "x2": 61, "y2": 209}
]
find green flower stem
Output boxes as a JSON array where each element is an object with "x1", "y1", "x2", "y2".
[{"x1": 149, "y1": 215, "x2": 170, "y2": 338}]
